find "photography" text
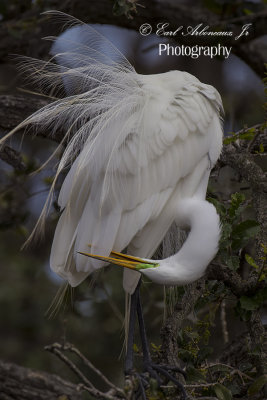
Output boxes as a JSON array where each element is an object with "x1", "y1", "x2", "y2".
[{"x1": 158, "y1": 44, "x2": 232, "y2": 59}]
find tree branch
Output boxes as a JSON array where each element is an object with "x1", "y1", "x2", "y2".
[
  {"x1": 0, "y1": 94, "x2": 49, "y2": 132},
  {"x1": 213, "y1": 139, "x2": 267, "y2": 387},
  {"x1": 0, "y1": 359, "x2": 82, "y2": 400},
  {"x1": 221, "y1": 142, "x2": 267, "y2": 268},
  {"x1": 0, "y1": 145, "x2": 26, "y2": 171},
  {"x1": 160, "y1": 280, "x2": 205, "y2": 367},
  {"x1": 45, "y1": 343, "x2": 126, "y2": 400}
]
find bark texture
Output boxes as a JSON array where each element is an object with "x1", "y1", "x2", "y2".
[{"x1": 0, "y1": 360, "x2": 82, "y2": 400}]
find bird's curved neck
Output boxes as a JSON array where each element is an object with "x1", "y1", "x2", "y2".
[{"x1": 144, "y1": 198, "x2": 220, "y2": 285}]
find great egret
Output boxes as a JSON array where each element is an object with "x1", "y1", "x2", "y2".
[{"x1": 1, "y1": 11, "x2": 223, "y2": 399}]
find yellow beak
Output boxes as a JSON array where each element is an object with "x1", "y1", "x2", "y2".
[{"x1": 78, "y1": 248, "x2": 159, "y2": 271}]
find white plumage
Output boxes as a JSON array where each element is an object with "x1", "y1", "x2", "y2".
[{"x1": 0, "y1": 12, "x2": 223, "y2": 295}]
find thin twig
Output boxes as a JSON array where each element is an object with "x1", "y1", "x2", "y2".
[
  {"x1": 196, "y1": 398, "x2": 217, "y2": 400},
  {"x1": 77, "y1": 383, "x2": 123, "y2": 400},
  {"x1": 45, "y1": 342, "x2": 126, "y2": 399},
  {"x1": 45, "y1": 343, "x2": 94, "y2": 389},
  {"x1": 203, "y1": 362, "x2": 254, "y2": 381},
  {"x1": 184, "y1": 383, "x2": 216, "y2": 388},
  {"x1": 62, "y1": 342, "x2": 125, "y2": 396}
]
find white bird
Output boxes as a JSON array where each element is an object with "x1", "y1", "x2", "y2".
[{"x1": 1, "y1": 11, "x2": 223, "y2": 398}]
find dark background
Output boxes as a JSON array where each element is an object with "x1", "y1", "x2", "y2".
[{"x1": 0, "y1": 0, "x2": 266, "y2": 395}]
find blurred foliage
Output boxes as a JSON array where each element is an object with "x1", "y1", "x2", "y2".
[
  {"x1": 0, "y1": 0, "x2": 32, "y2": 20},
  {"x1": 203, "y1": 0, "x2": 266, "y2": 16},
  {"x1": 210, "y1": 192, "x2": 260, "y2": 270},
  {"x1": 168, "y1": 189, "x2": 266, "y2": 399},
  {"x1": 112, "y1": 0, "x2": 140, "y2": 19}
]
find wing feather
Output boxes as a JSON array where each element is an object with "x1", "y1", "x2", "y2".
[
  {"x1": 51, "y1": 80, "x2": 222, "y2": 291},
  {"x1": 0, "y1": 12, "x2": 223, "y2": 292},
  {"x1": 37, "y1": 15, "x2": 223, "y2": 290}
]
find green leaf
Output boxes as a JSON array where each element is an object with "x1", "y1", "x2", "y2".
[
  {"x1": 238, "y1": 131, "x2": 255, "y2": 140},
  {"x1": 185, "y1": 329, "x2": 199, "y2": 340},
  {"x1": 208, "y1": 197, "x2": 226, "y2": 216},
  {"x1": 197, "y1": 346, "x2": 213, "y2": 362},
  {"x1": 245, "y1": 254, "x2": 258, "y2": 269},
  {"x1": 239, "y1": 362, "x2": 253, "y2": 372},
  {"x1": 239, "y1": 288, "x2": 267, "y2": 311},
  {"x1": 186, "y1": 366, "x2": 206, "y2": 383},
  {"x1": 151, "y1": 342, "x2": 161, "y2": 353},
  {"x1": 235, "y1": 301, "x2": 252, "y2": 321},
  {"x1": 208, "y1": 364, "x2": 231, "y2": 373},
  {"x1": 240, "y1": 296, "x2": 259, "y2": 311},
  {"x1": 227, "y1": 382, "x2": 242, "y2": 395},
  {"x1": 223, "y1": 136, "x2": 236, "y2": 144},
  {"x1": 224, "y1": 129, "x2": 256, "y2": 144},
  {"x1": 226, "y1": 255, "x2": 240, "y2": 271},
  {"x1": 259, "y1": 143, "x2": 264, "y2": 153},
  {"x1": 178, "y1": 348, "x2": 195, "y2": 362},
  {"x1": 133, "y1": 343, "x2": 139, "y2": 353},
  {"x1": 248, "y1": 375, "x2": 267, "y2": 395},
  {"x1": 243, "y1": 8, "x2": 253, "y2": 15},
  {"x1": 254, "y1": 287, "x2": 267, "y2": 305},
  {"x1": 113, "y1": 0, "x2": 137, "y2": 18},
  {"x1": 214, "y1": 383, "x2": 233, "y2": 400},
  {"x1": 261, "y1": 243, "x2": 267, "y2": 254},
  {"x1": 228, "y1": 193, "x2": 245, "y2": 218},
  {"x1": 220, "y1": 223, "x2": 232, "y2": 244},
  {"x1": 232, "y1": 220, "x2": 260, "y2": 250}
]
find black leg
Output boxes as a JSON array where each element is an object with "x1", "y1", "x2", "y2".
[
  {"x1": 125, "y1": 280, "x2": 149, "y2": 400},
  {"x1": 136, "y1": 282, "x2": 188, "y2": 400},
  {"x1": 136, "y1": 285, "x2": 151, "y2": 363},
  {"x1": 124, "y1": 280, "x2": 188, "y2": 399},
  {"x1": 124, "y1": 279, "x2": 140, "y2": 374},
  {"x1": 136, "y1": 285, "x2": 162, "y2": 385}
]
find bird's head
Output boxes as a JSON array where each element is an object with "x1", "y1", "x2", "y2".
[
  {"x1": 78, "y1": 249, "x2": 202, "y2": 287},
  {"x1": 78, "y1": 249, "x2": 159, "y2": 273}
]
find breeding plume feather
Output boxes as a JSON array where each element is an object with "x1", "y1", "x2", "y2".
[{"x1": 0, "y1": 11, "x2": 223, "y2": 296}]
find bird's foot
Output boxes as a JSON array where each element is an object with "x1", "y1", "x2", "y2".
[
  {"x1": 148, "y1": 362, "x2": 187, "y2": 399},
  {"x1": 126, "y1": 363, "x2": 187, "y2": 399},
  {"x1": 125, "y1": 370, "x2": 148, "y2": 400}
]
